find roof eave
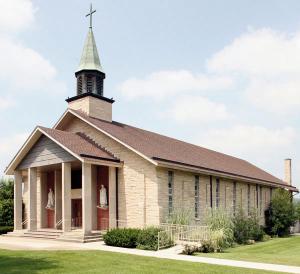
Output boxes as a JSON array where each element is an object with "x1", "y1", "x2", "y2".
[{"x1": 154, "y1": 157, "x2": 298, "y2": 191}]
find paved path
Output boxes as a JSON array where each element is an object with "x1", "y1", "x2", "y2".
[{"x1": 0, "y1": 236, "x2": 300, "y2": 273}]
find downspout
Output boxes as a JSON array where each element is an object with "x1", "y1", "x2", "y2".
[{"x1": 210, "y1": 175, "x2": 213, "y2": 208}]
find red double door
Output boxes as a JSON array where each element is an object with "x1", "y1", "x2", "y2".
[
  {"x1": 46, "y1": 172, "x2": 55, "y2": 228},
  {"x1": 97, "y1": 166, "x2": 109, "y2": 230}
]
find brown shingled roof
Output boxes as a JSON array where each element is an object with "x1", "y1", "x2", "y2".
[
  {"x1": 68, "y1": 110, "x2": 300, "y2": 191},
  {"x1": 39, "y1": 126, "x2": 119, "y2": 162}
]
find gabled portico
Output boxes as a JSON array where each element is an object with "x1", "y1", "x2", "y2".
[{"x1": 5, "y1": 126, "x2": 121, "y2": 241}]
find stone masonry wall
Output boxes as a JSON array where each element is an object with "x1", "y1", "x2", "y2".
[
  {"x1": 64, "y1": 117, "x2": 158, "y2": 228},
  {"x1": 157, "y1": 167, "x2": 273, "y2": 225}
]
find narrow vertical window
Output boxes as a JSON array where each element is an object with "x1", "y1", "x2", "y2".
[
  {"x1": 210, "y1": 176, "x2": 213, "y2": 208},
  {"x1": 168, "y1": 171, "x2": 174, "y2": 215},
  {"x1": 206, "y1": 184, "x2": 209, "y2": 207},
  {"x1": 247, "y1": 184, "x2": 250, "y2": 216},
  {"x1": 256, "y1": 184, "x2": 259, "y2": 209},
  {"x1": 270, "y1": 188, "x2": 273, "y2": 200},
  {"x1": 216, "y1": 179, "x2": 220, "y2": 208},
  {"x1": 233, "y1": 182, "x2": 237, "y2": 215},
  {"x1": 195, "y1": 175, "x2": 200, "y2": 219},
  {"x1": 260, "y1": 186, "x2": 263, "y2": 215}
]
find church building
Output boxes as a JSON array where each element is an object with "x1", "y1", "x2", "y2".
[{"x1": 5, "y1": 7, "x2": 298, "y2": 242}]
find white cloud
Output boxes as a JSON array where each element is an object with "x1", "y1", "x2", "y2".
[
  {"x1": 0, "y1": 132, "x2": 28, "y2": 173},
  {"x1": 199, "y1": 125, "x2": 296, "y2": 158},
  {"x1": 0, "y1": 0, "x2": 66, "y2": 95},
  {"x1": 0, "y1": 37, "x2": 61, "y2": 92},
  {"x1": 0, "y1": 97, "x2": 15, "y2": 109},
  {"x1": 0, "y1": 0, "x2": 35, "y2": 32},
  {"x1": 118, "y1": 70, "x2": 233, "y2": 100},
  {"x1": 165, "y1": 95, "x2": 231, "y2": 123},
  {"x1": 207, "y1": 28, "x2": 300, "y2": 113}
]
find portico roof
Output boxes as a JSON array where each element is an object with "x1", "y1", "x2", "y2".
[{"x1": 4, "y1": 126, "x2": 120, "y2": 175}]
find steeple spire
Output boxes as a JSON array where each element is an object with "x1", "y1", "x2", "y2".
[{"x1": 75, "y1": 3, "x2": 105, "y2": 96}]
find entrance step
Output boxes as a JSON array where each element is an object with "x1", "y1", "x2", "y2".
[
  {"x1": 23, "y1": 230, "x2": 63, "y2": 240},
  {"x1": 4, "y1": 230, "x2": 105, "y2": 243}
]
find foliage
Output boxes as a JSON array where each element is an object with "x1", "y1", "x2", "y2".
[
  {"x1": 0, "y1": 177, "x2": 14, "y2": 227},
  {"x1": 0, "y1": 226, "x2": 13, "y2": 234},
  {"x1": 205, "y1": 208, "x2": 234, "y2": 248},
  {"x1": 233, "y1": 208, "x2": 264, "y2": 244},
  {"x1": 265, "y1": 189, "x2": 296, "y2": 237},
  {"x1": 165, "y1": 207, "x2": 193, "y2": 225},
  {"x1": 295, "y1": 200, "x2": 300, "y2": 221},
  {"x1": 182, "y1": 243, "x2": 202, "y2": 255},
  {"x1": 137, "y1": 227, "x2": 160, "y2": 250},
  {"x1": 103, "y1": 228, "x2": 140, "y2": 248}
]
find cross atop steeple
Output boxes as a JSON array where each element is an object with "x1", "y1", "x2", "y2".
[{"x1": 86, "y1": 3, "x2": 96, "y2": 28}]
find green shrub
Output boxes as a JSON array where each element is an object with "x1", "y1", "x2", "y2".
[
  {"x1": 0, "y1": 226, "x2": 13, "y2": 235},
  {"x1": 103, "y1": 228, "x2": 140, "y2": 248},
  {"x1": 137, "y1": 227, "x2": 160, "y2": 250},
  {"x1": 265, "y1": 189, "x2": 296, "y2": 237},
  {"x1": 233, "y1": 208, "x2": 265, "y2": 244},
  {"x1": 205, "y1": 208, "x2": 234, "y2": 248},
  {"x1": 182, "y1": 243, "x2": 202, "y2": 255},
  {"x1": 0, "y1": 178, "x2": 14, "y2": 227}
]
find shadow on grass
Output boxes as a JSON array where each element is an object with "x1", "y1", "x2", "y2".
[{"x1": 0, "y1": 253, "x2": 58, "y2": 274}]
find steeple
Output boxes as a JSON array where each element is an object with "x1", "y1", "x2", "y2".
[
  {"x1": 75, "y1": 4, "x2": 106, "y2": 96},
  {"x1": 67, "y1": 4, "x2": 113, "y2": 122}
]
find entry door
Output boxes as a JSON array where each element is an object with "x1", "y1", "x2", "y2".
[
  {"x1": 72, "y1": 199, "x2": 82, "y2": 228},
  {"x1": 97, "y1": 166, "x2": 109, "y2": 230},
  {"x1": 47, "y1": 172, "x2": 55, "y2": 228}
]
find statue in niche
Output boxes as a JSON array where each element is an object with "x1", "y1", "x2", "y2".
[
  {"x1": 45, "y1": 188, "x2": 55, "y2": 210},
  {"x1": 99, "y1": 185, "x2": 108, "y2": 209}
]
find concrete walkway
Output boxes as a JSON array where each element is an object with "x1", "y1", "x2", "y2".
[{"x1": 0, "y1": 236, "x2": 300, "y2": 273}]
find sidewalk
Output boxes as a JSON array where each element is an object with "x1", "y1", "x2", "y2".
[{"x1": 0, "y1": 236, "x2": 299, "y2": 273}]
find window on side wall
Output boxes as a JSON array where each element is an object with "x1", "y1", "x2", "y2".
[
  {"x1": 233, "y1": 182, "x2": 237, "y2": 215},
  {"x1": 216, "y1": 179, "x2": 220, "y2": 208},
  {"x1": 168, "y1": 171, "x2": 174, "y2": 216},
  {"x1": 195, "y1": 175, "x2": 200, "y2": 219}
]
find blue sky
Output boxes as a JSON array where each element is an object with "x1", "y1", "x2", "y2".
[{"x1": 0, "y1": 0, "x2": 299, "y2": 193}]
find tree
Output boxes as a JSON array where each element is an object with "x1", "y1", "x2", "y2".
[
  {"x1": 265, "y1": 188, "x2": 296, "y2": 237},
  {"x1": 295, "y1": 199, "x2": 300, "y2": 221},
  {"x1": 0, "y1": 177, "x2": 14, "y2": 226}
]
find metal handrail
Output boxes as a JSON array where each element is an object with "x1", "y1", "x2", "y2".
[
  {"x1": 55, "y1": 219, "x2": 62, "y2": 228},
  {"x1": 22, "y1": 219, "x2": 28, "y2": 225}
]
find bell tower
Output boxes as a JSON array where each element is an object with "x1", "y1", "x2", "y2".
[
  {"x1": 75, "y1": 4, "x2": 105, "y2": 96},
  {"x1": 67, "y1": 4, "x2": 114, "y2": 122}
]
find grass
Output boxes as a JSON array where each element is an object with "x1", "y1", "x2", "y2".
[
  {"x1": 197, "y1": 236, "x2": 300, "y2": 266},
  {"x1": 0, "y1": 249, "x2": 278, "y2": 274}
]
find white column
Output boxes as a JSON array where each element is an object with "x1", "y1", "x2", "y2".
[
  {"x1": 39, "y1": 172, "x2": 47, "y2": 228},
  {"x1": 82, "y1": 163, "x2": 92, "y2": 235},
  {"x1": 55, "y1": 170, "x2": 62, "y2": 228},
  {"x1": 28, "y1": 167, "x2": 37, "y2": 231},
  {"x1": 14, "y1": 170, "x2": 23, "y2": 231},
  {"x1": 109, "y1": 166, "x2": 116, "y2": 228},
  {"x1": 62, "y1": 162, "x2": 71, "y2": 232},
  {"x1": 91, "y1": 165, "x2": 98, "y2": 230}
]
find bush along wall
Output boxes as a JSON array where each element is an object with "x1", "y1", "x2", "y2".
[{"x1": 103, "y1": 227, "x2": 174, "y2": 251}]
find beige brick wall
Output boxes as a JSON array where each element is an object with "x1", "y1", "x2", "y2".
[
  {"x1": 157, "y1": 167, "x2": 274, "y2": 225},
  {"x1": 64, "y1": 117, "x2": 159, "y2": 228},
  {"x1": 68, "y1": 96, "x2": 112, "y2": 122}
]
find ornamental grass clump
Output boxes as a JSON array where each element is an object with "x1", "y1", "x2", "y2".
[{"x1": 205, "y1": 208, "x2": 234, "y2": 249}]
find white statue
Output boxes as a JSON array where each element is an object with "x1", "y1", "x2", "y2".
[
  {"x1": 99, "y1": 185, "x2": 108, "y2": 208},
  {"x1": 45, "y1": 188, "x2": 55, "y2": 210}
]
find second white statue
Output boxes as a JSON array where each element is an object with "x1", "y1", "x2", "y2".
[{"x1": 99, "y1": 184, "x2": 108, "y2": 208}]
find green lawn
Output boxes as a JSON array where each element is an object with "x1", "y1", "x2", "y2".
[
  {"x1": 0, "y1": 249, "x2": 278, "y2": 274},
  {"x1": 197, "y1": 236, "x2": 300, "y2": 266}
]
